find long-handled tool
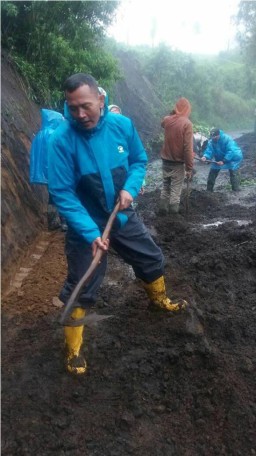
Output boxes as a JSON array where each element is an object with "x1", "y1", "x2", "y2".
[
  {"x1": 185, "y1": 177, "x2": 190, "y2": 218},
  {"x1": 59, "y1": 201, "x2": 121, "y2": 326},
  {"x1": 194, "y1": 156, "x2": 219, "y2": 165}
]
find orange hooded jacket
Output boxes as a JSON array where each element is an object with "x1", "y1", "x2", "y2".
[{"x1": 160, "y1": 97, "x2": 193, "y2": 172}]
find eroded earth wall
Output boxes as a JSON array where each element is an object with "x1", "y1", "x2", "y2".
[{"x1": 1, "y1": 51, "x2": 47, "y2": 290}]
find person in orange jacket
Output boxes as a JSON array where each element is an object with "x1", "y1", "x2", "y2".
[{"x1": 159, "y1": 98, "x2": 194, "y2": 215}]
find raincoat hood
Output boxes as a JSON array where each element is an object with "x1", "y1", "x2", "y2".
[
  {"x1": 30, "y1": 109, "x2": 65, "y2": 185},
  {"x1": 41, "y1": 109, "x2": 64, "y2": 129},
  {"x1": 173, "y1": 98, "x2": 191, "y2": 117}
]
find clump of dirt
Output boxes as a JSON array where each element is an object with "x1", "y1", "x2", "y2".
[{"x1": 2, "y1": 134, "x2": 256, "y2": 455}]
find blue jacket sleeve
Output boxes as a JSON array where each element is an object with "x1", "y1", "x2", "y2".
[
  {"x1": 48, "y1": 134, "x2": 101, "y2": 244},
  {"x1": 203, "y1": 141, "x2": 214, "y2": 160},
  {"x1": 123, "y1": 122, "x2": 147, "y2": 198}
]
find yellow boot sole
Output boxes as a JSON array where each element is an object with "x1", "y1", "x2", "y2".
[
  {"x1": 66, "y1": 351, "x2": 87, "y2": 375},
  {"x1": 150, "y1": 298, "x2": 188, "y2": 313}
]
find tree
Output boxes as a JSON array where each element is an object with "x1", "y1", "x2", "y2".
[
  {"x1": 1, "y1": 1, "x2": 121, "y2": 106},
  {"x1": 236, "y1": 1, "x2": 256, "y2": 63},
  {"x1": 235, "y1": 1, "x2": 256, "y2": 97}
]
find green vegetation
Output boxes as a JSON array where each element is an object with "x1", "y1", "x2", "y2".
[
  {"x1": 1, "y1": 0, "x2": 255, "y2": 131},
  {"x1": 1, "y1": 1, "x2": 121, "y2": 107},
  {"x1": 130, "y1": 44, "x2": 255, "y2": 130},
  {"x1": 240, "y1": 177, "x2": 256, "y2": 187}
]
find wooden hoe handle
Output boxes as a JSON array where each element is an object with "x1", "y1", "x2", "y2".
[{"x1": 59, "y1": 201, "x2": 121, "y2": 326}]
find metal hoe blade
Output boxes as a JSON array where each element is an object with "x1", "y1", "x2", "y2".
[{"x1": 64, "y1": 312, "x2": 115, "y2": 327}]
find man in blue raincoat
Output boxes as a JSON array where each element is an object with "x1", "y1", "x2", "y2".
[
  {"x1": 48, "y1": 73, "x2": 187, "y2": 375},
  {"x1": 201, "y1": 128, "x2": 243, "y2": 192}
]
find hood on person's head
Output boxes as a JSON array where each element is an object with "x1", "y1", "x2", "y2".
[
  {"x1": 174, "y1": 98, "x2": 191, "y2": 117},
  {"x1": 98, "y1": 87, "x2": 109, "y2": 107},
  {"x1": 209, "y1": 127, "x2": 220, "y2": 139},
  {"x1": 41, "y1": 109, "x2": 64, "y2": 130}
]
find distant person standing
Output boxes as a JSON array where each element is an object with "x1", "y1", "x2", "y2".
[
  {"x1": 201, "y1": 128, "x2": 243, "y2": 192},
  {"x1": 193, "y1": 131, "x2": 208, "y2": 157},
  {"x1": 159, "y1": 98, "x2": 193, "y2": 215}
]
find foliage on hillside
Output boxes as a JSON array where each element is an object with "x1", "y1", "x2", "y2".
[
  {"x1": 235, "y1": 0, "x2": 256, "y2": 97},
  {"x1": 1, "y1": 1, "x2": 255, "y2": 131},
  {"x1": 1, "y1": 1, "x2": 121, "y2": 107},
  {"x1": 236, "y1": 1, "x2": 256, "y2": 64},
  {"x1": 130, "y1": 43, "x2": 255, "y2": 130}
]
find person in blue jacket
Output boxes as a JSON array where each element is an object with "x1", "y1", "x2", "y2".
[
  {"x1": 48, "y1": 73, "x2": 187, "y2": 375},
  {"x1": 201, "y1": 128, "x2": 243, "y2": 192},
  {"x1": 30, "y1": 109, "x2": 67, "y2": 231}
]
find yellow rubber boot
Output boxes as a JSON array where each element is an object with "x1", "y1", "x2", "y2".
[
  {"x1": 64, "y1": 307, "x2": 87, "y2": 375},
  {"x1": 143, "y1": 276, "x2": 187, "y2": 312}
]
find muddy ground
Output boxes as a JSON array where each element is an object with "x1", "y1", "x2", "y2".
[{"x1": 2, "y1": 133, "x2": 256, "y2": 456}]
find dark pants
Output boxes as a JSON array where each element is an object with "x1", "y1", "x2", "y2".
[
  {"x1": 207, "y1": 169, "x2": 240, "y2": 192},
  {"x1": 60, "y1": 211, "x2": 165, "y2": 309}
]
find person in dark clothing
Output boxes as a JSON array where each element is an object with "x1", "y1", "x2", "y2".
[{"x1": 48, "y1": 73, "x2": 187, "y2": 375}]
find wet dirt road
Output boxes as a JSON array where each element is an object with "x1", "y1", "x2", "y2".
[{"x1": 2, "y1": 133, "x2": 256, "y2": 456}]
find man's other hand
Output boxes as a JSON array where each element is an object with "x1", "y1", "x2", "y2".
[
  {"x1": 119, "y1": 190, "x2": 133, "y2": 210},
  {"x1": 92, "y1": 237, "x2": 109, "y2": 257}
]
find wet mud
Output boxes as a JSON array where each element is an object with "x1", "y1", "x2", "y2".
[{"x1": 2, "y1": 133, "x2": 256, "y2": 455}]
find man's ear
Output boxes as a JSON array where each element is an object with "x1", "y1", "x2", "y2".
[{"x1": 99, "y1": 94, "x2": 105, "y2": 109}]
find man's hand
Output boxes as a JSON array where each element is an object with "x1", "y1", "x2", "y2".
[
  {"x1": 119, "y1": 190, "x2": 133, "y2": 210},
  {"x1": 92, "y1": 237, "x2": 109, "y2": 257},
  {"x1": 201, "y1": 156, "x2": 207, "y2": 162},
  {"x1": 216, "y1": 161, "x2": 224, "y2": 166}
]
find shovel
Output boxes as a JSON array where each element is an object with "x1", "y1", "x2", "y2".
[{"x1": 59, "y1": 201, "x2": 121, "y2": 326}]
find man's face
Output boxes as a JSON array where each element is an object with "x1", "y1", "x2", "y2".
[
  {"x1": 212, "y1": 135, "x2": 220, "y2": 142},
  {"x1": 66, "y1": 84, "x2": 104, "y2": 129}
]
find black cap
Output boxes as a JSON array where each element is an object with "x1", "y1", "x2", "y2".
[{"x1": 210, "y1": 128, "x2": 220, "y2": 138}]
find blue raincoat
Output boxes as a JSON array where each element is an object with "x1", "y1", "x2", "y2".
[
  {"x1": 30, "y1": 109, "x2": 64, "y2": 184},
  {"x1": 48, "y1": 101, "x2": 147, "y2": 244},
  {"x1": 203, "y1": 130, "x2": 243, "y2": 170}
]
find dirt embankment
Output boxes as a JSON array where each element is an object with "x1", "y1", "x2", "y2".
[
  {"x1": 1, "y1": 51, "x2": 47, "y2": 290},
  {"x1": 2, "y1": 133, "x2": 256, "y2": 455}
]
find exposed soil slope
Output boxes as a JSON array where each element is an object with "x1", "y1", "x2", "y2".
[
  {"x1": 1, "y1": 51, "x2": 47, "y2": 289},
  {"x1": 2, "y1": 134, "x2": 256, "y2": 455}
]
